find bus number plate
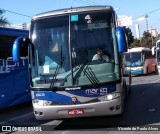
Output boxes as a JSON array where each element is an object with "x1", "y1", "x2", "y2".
[{"x1": 68, "y1": 109, "x2": 84, "y2": 115}]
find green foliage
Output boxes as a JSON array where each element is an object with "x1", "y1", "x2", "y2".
[
  {"x1": 140, "y1": 31, "x2": 154, "y2": 48},
  {"x1": 123, "y1": 26, "x2": 134, "y2": 47},
  {"x1": 0, "y1": 10, "x2": 9, "y2": 26},
  {"x1": 131, "y1": 31, "x2": 157, "y2": 48}
]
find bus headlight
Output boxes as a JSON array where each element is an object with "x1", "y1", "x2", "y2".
[
  {"x1": 33, "y1": 99, "x2": 52, "y2": 106},
  {"x1": 98, "y1": 93, "x2": 120, "y2": 101}
]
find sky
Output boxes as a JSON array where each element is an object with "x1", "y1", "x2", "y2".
[{"x1": 1, "y1": 0, "x2": 160, "y2": 37}]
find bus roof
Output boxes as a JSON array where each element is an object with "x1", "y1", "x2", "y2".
[
  {"x1": 127, "y1": 47, "x2": 151, "y2": 53},
  {"x1": 0, "y1": 27, "x2": 29, "y2": 37},
  {"x1": 32, "y1": 6, "x2": 114, "y2": 20}
]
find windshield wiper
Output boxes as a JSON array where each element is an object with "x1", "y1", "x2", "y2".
[
  {"x1": 49, "y1": 45, "x2": 64, "y2": 90},
  {"x1": 74, "y1": 62, "x2": 100, "y2": 88},
  {"x1": 83, "y1": 66, "x2": 100, "y2": 88}
]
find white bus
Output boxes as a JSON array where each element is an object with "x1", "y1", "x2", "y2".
[
  {"x1": 123, "y1": 47, "x2": 157, "y2": 75},
  {"x1": 12, "y1": 6, "x2": 131, "y2": 120}
]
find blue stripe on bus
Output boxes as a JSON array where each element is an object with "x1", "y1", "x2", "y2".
[
  {"x1": 66, "y1": 85, "x2": 116, "y2": 97},
  {"x1": 34, "y1": 91, "x2": 80, "y2": 104},
  {"x1": 33, "y1": 84, "x2": 116, "y2": 104}
]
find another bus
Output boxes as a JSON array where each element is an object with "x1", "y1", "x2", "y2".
[
  {"x1": 0, "y1": 27, "x2": 30, "y2": 109},
  {"x1": 12, "y1": 6, "x2": 131, "y2": 120},
  {"x1": 156, "y1": 40, "x2": 160, "y2": 77},
  {"x1": 123, "y1": 47, "x2": 157, "y2": 75}
]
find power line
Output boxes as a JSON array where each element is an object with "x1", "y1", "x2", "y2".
[
  {"x1": 133, "y1": 7, "x2": 160, "y2": 20},
  {"x1": 0, "y1": 8, "x2": 31, "y2": 18}
]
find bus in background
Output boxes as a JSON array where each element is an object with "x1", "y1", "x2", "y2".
[
  {"x1": 156, "y1": 40, "x2": 160, "y2": 77},
  {"x1": 12, "y1": 6, "x2": 131, "y2": 120},
  {"x1": 123, "y1": 47, "x2": 157, "y2": 75},
  {"x1": 0, "y1": 27, "x2": 30, "y2": 110}
]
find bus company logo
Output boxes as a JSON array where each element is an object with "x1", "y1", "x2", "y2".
[
  {"x1": 85, "y1": 88, "x2": 108, "y2": 95},
  {"x1": 71, "y1": 96, "x2": 77, "y2": 104},
  {"x1": 65, "y1": 87, "x2": 81, "y2": 91},
  {"x1": 35, "y1": 93, "x2": 45, "y2": 97}
]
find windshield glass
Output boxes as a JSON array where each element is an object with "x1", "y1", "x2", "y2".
[
  {"x1": 70, "y1": 12, "x2": 119, "y2": 86},
  {"x1": 30, "y1": 10, "x2": 119, "y2": 88},
  {"x1": 30, "y1": 15, "x2": 71, "y2": 88},
  {"x1": 123, "y1": 52, "x2": 143, "y2": 67}
]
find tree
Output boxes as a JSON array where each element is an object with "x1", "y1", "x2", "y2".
[
  {"x1": 0, "y1": 10, "x2": 9, "y2": 27},
  {"x1": 123, "y1": 26, "x2": 134, "y2": 47},
  {"x1": 140, "y1": 31, "x2": 155, "y2": 48}
]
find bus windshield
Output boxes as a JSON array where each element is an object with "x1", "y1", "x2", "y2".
[
  {"x1": 124, "y1": 52, "x2": 143, "y2": 67},
  {"x1": 30, "y1": 11, "x2": 119, "y2": 88}
]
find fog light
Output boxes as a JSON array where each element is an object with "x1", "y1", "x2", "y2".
[
  {"x1": 110, "y1": 106, "x2": 115, "y2": 111},
  {"x1": 39, "y1": 112, "x2": 43, "y2": 115},
  {"x1": 116, "y1": 105, "x2": 120, "y2": 110},
  {"x1": 34, "y1": 111, "x2": 38, "y2": 115}
]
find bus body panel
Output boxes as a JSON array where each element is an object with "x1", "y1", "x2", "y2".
[
  {"x1": 32, "y1": 83, "x2": 125, "y2": 120},
  {"x1": 33, "y1": 84, "x2": 116, "y2": 105},
  {"x1": 33, "y1": 96, "x2": 123, "y2": 120},
  {"x1": 0, "y1": 59, "x2": 31, "y2": 109},
  {"x1": 0, "y1": 27, "x2": 30, "y2": 110},
  {"x1": 144, "y1": 58, "x2": 157, "y2": 74}
]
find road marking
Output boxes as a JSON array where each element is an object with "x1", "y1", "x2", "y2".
[
  {"x1": 41, "y1": 120, "x2": 63, "y2": 130},
  {"x1": 42, "y1": 120, "x2": 63, "y2": 126},
  {"x1": 0, "y1": 112, "x2": 33, "y2": 125}
]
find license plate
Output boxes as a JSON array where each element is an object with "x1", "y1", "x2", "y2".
[{"x1": 68, "y1": 109, "x2": 84, "y2": 115}]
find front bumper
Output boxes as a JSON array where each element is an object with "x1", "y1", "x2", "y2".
[
  {"x1": 32, "y1": 97, "x2": 123, "y2": 120},
  {"x1": 124, "y1": 69, "x2": 143, "y2": 75}
]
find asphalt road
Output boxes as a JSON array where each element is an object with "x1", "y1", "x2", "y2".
[{"x1": 0, "y1": 73, "x2": 160, "y2": 133}]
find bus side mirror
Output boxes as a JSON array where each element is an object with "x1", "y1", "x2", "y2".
[
  {"x1": 12, "y1": 37, "x2": 31, "y2": 62},
  {"x1": 116, "y1": 26, "x2": 128, "y2": 53}
]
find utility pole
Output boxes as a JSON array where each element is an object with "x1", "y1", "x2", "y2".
[
  {"x1": 145, "y1": 14, "x2": 149, "y2": 31},
  {"x1": 135, "y1": 23, "x2": 140, "y2": 39}
]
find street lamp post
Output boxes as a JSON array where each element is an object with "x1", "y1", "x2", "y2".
[{"x1": 145, "y1": 14, "x2": 149, "y2": 31}]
